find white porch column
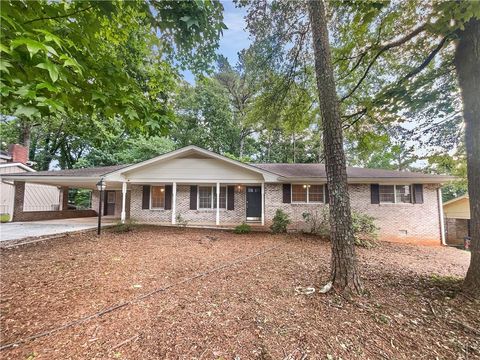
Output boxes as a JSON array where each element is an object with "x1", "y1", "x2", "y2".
[
  {"x1": 121, "y1": 181, "x2": 127, "y2": 223},
  {"x1": 216, "y1": 182, "x2": 220, "y2": 225},
  {"x1": 261, "y1": 182, "x2": 265, "y2": 226},
  {"x1": 172, "y1": 182, "x2": 177, "y2": 225}
]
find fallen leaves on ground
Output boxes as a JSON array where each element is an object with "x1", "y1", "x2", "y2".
[{"x1": 0, "y1": 226, "x2": 478, "y2": 359}]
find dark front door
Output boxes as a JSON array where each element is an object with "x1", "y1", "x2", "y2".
[
  {"x1": 246, "y1": 186, "x2": 262, "y2": 219},
  {"x1": 104, "y1": 191, "x2": 116, "y2": 216}
]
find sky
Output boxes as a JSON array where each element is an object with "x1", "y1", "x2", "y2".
[{"x1": 181, "y1": 1, "x2": 250, "y2": 83}]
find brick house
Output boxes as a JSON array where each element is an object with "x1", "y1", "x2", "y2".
[{"x1": 1, "y1": 145, "x2": 453, "y2": 245}]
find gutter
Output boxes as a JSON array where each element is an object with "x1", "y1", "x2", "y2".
[{"x1": 438, "y1": 188, "x2": 447, "y2": 246}]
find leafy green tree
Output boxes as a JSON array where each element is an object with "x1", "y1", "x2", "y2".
[
  {"x1": 74, "y1": 136, "x2": 176, "y2": 168},
  {"x1": 215, "y1": 54, "x2": 258, "y2": 157},
  {"x1": 173, "y1": 78, "x2": 240, "y2": 155},
  {"x1": 1, "y1": 0, "x2": 225, "y2": 151}
]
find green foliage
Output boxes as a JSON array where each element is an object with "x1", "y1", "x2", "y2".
[
  {"x1": 111, "y1": 219, "x2": 137, "y2": 234},
  {"x1": 303, "y1": 210, "x2": 378, "y2": 248},
  {"x1": 74, "y1": 136, "x2": 176, "y2": 168},
  {"x1": 270, "y1": 209, "x2": 291, "y2": 234},
  {"x1": 427, "y1": 147, "x2": 468, "y2": 202},
  {"x1": 0, "y1": 213, "x2": 11, "y2": 223},
  {"x1": 302, "y1": 209, "x2": 330, "y2": 238},
  {"x1": 69, "y1": 189, "x2": 91, "y2": 209},
  {"x1": 0, "y1": 1, "x2": 179, "y2": 133},
  {"x1": 176, "y1": 213, "x2": 189, "y2": 228},
  {"x1": 234, "y1": 222, "x2": 252, "y2": 234},
  {"x1": 152, "y1": 0, "x2": 227, "y2": 72},
  {"x1": 351, "y1": 212, "x2": 379, "y2": 249},
  {"x1": 172, "y1": 78, "x2": 240, "y2": 155}
]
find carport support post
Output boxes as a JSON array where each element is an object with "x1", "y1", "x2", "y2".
[
  {"x1": 216, "y1": 182, "x2": 220, "y2": 225},
  {"x1": 121, "y1": 181, "x2": 127, "y2": 224}
]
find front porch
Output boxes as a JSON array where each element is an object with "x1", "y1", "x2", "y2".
[{"x1": 125, "y1": 182, "x2": 266, "y2": 227}]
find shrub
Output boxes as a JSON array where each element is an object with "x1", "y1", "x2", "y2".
[
  {"x1": 111, "y1": 219, "x2": 137, "y2": 233},
  {"x1": 234, "y1": 222, "x2": 251, "y2": 234},
  {"x1": 176, "y1": 213, "x2": 188, "y2": 228},
  {"x1": 270, "y1": 209, "x2": 291, "y2": 234},
  {"x1": 351, "y1": 211, "x2": 379, "y2": 248},
  {"x1": 302, "y1": 210, "x2": 378, "y2": 248},
  {"x1": 302, "y1": 209, "x2": 329, "y2": 238},
  {"x1": 0, "y1": 213, "x2": 10, "y2": 223}
]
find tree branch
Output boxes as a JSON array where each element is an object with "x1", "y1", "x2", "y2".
[
  {"x1": 340, "y1": 22, "x2": 429, "y2": 102},
  {"x1": 398, "y1": 35, "x2": 450, "y2": 83},
  {"x1": 23, "y1": 5, "x2": 94, "y2": 25}
]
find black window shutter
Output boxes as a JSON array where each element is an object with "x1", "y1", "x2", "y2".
[
  {"x1": 324, "y1": 184, "x2": 329, "y2": 204},
  {"x1": 371, "y1": 184, "x2": 380, "y2": 204},
  {"x1": 164, "y1": 185, "x2": 172, "y2": 210},
  {"x1": 142, "y1": 185, "x2": 150, "y2": 209},
  {"x1": 283, "y1": 184, "x2": 291, "y2": 203},
  {"x1": 413, "y1": 184, "x2": 423, "y2": 204},
  {"x1": 190, "y1": 185, "x2": 197, "y2": 210},
  {"x1": 227, "y1": 186, "x2": 235, "y2": 210}
]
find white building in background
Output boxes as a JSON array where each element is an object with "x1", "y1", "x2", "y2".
[{"x1": 0, "y1": 144, "x2": 60, "y2": 221}]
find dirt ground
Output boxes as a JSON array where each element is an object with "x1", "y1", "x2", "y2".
[{"x1": 0, "y1": 226, "x2": 478, "y2": 359}]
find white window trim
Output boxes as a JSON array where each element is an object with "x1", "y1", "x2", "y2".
[
  {"x1": 379, "y1": 184, "x2": 413, "y2": 204},
  {"x1": 291, "y1": 184, "x2": 326, "y2": 204},
  {"x1": 197, "y1": 185, "x2": 227, "y2": 210},
  {"x1": 150, "y1": 185, "x2": 165, "y2": 210}
]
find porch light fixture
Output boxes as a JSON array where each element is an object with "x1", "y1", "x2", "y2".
[{"x1": 96, "y1": 178, "x2": 106, "y2": 235}]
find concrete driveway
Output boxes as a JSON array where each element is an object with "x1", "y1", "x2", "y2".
[{"x1": 0, "y1": 217, "x2": 116, "y2": 242}]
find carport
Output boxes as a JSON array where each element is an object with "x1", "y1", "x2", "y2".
[{"x1": 0, "y1": 165, "x2": 130, "y2": 223}]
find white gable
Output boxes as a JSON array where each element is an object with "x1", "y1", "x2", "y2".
[
  {"x1": 105, "y1": 146, "x2": 279, "y2": 183},
  {"x1": 123, "y1": 157, "x2": 263, "y2": 183}
]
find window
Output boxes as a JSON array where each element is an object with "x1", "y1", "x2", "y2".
[
  {"x1": 379, "y1": 185, "x2": 395, "y2": 203},
  {"x1": 309, "y1": 185, "x2": 324, "y2": 203},
  {"x1": 151, "y1": 186, "x2": 165, "y2": 209},
  {"x1": 395, "y1": 185, "x2": 412, "y2": 203},
  {"x1": 292, "y1": 185, "x2": 307, "y2": 202},
  {"x1": 198, "y1": 186, "x2": 227, "y2": 209},
  {"x1": 199, "y1": 186, "x2": 212, "y2": 209},
  {"x1": 292, "y1": 184, "x2": 325, "y2": 203},
  {"x1": 107, "y1": 192, "x2": 115, "y2": 204},
  {"x1": 380, "y1": 185, "x2": 412, "y2": 204}
]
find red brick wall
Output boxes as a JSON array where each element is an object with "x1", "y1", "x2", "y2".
[{"x1": 13, "y1": 209, "x2": 97, "y2": 222}]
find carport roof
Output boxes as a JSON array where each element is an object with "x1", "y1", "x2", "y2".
[{"x1": 3, "y1": 164, "x2": 130, "y2": 177}]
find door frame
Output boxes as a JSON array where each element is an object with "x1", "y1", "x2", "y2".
[
  {"x1": 104, "y1": 190, "x2": 116, "y2": 216},
  {"x1": 245, "y1": 186, "x2": 262, "y2": 221}
]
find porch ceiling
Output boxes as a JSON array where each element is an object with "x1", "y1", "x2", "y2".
[{"x1": 0, "y1": 176, "x2": 109, "y2": 190}]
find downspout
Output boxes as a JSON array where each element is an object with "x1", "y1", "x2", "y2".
[{"x1": 438, "y1": 187, "x2": 446, "y2": 246}]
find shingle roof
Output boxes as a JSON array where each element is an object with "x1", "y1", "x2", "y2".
[
  {"x1": 252, "y1": 163, "x2": 449, "y2": 180},
  {"x1": 2, "y1": 157, "x2": 451, "y2": 182},
  {"x1": 5, "y1": 164, "x2": 130, "y2": 177}
]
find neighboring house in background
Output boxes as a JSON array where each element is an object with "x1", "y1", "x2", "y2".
[
  {"x1": 443, "y1": 195, "x2": 471, "y2": 246},
  {"x1": 0, "y1": 144, "x2": 60, "y2": 221},
  {"x1": 1, "y1": 145, "x2": 453, "y2": 245}
]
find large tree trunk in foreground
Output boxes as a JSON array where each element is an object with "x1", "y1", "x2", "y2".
[
  {"x1": 307, "y1": 0, "x2": 362, "y2": 295},
  {"x1": 455, "y1": 18, "x2": 480, "y2": 297}
]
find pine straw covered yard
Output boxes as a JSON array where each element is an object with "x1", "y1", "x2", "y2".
[{"x1": 0, "y1": 227, "x2": 478, "y2": 359}]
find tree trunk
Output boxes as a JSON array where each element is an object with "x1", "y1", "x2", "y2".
[
  {"x1": 454, "y1": 18, "x2": 480, "y2": 297},
  {"x1": 18, "y1": 117, "x2": 31, "y2": 153},
  {"x1": 307, "y1": 0, "x2": 362, "y2": 295}
]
